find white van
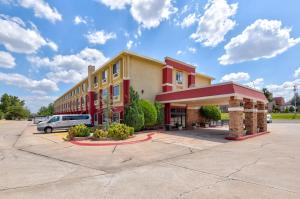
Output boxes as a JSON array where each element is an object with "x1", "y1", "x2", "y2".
[{"x1": 37, "y1": 114, "x2": 92, "y2": 133}]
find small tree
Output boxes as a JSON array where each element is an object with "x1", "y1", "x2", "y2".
[
  {"x1": 199, "y1": 106, "x2": 221, "y2": 122},
  {"x1": 37, "y1": 103, "x2": 54, "y2": 116},
  {"x1": 103, "y1": 92, "x2": 113, "y2": 130},
  {"x1": 139, "y1": 99, "x2": 157, "y2": 127},
  {"x1": 5, "y1": 105, "x2": 30, "y2": 120},
  {"x1": 154, "y1": 102, "x2": 164, "y2": 125},
  {"x1": 262, "y1": 88, "x2": 273, "y2": 102},
  {"x1": 289, "y1": 106, "x2": 295, "y2": 113},
  {"x1": 124, "y1": 87, "x2": 145, "y2": 131}
]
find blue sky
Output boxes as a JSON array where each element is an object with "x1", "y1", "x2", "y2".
[{"x1": 0, "y1": 0, "x2": 300, "y2": 112}]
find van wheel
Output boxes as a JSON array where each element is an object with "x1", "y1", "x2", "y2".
[{"x1": 44, "y1": 127, "x2": 53, "y2": 134}]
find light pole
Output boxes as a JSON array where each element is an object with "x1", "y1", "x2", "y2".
[{"x1": 294, "y1": 85, "x2": 297, "y2": 114}]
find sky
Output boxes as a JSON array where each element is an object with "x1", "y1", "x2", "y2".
[{"x1": 0, "y1": 0, "x2": 300, "y2": 113}]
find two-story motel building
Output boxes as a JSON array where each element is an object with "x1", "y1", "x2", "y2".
[{"x1": 54, "y1": 51, "x2": 268, "y2": 139}]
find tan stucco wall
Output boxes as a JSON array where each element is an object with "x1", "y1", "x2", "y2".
[
  {"x1": 129, "y1": 56, "x2": 163, "y2": 102},
  {"x1": 195, "y1": 75, "x2": 211, "y2": 87}
]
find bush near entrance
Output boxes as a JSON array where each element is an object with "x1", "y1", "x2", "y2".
[
  {"x1": 107, "y1": 123, "x2": 134, "y2": 140},
  {"x1": 139, "y1": 99, "x2": 157, "y2": 128},
  {"x1": 67, "y1": 124, "x2": 91, "y2": 140},
  {"x1": 155, "y1": 102, "x2": 164, "y2": 125},
  {"x1": 200, "y1": 106, "x2": 221, "y2": 121}
]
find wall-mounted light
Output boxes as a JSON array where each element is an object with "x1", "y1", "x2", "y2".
[{"x1": 141, "y1": 89, "x2": 144, "y2": 95}]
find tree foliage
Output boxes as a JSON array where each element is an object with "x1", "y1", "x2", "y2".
[
  {"x1": 199, "y1": 105, "x2": 221, "y2": 121},
  {"x1": 154, "y1": 102, "x2": 164, "y2": 125},
  {"x1": 0, "y1": 93, "x2": 30, "y2": 120},
  {"x1": 262, "y1": 88, "x2": 273, "y2": 102},
  {"x1": 37, "y1": 103, "x2": 54, "y2": 116},
  {"x1": 139, "y1": 99, "x2": 157, "y2": 127},
  {"x1": 124, "y1": 87, "x2": 145, "y2": 131}
]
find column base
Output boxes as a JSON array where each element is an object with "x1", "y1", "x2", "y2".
[{"x1": 226, "y1": 131, "x2": 270, "y2": 141}]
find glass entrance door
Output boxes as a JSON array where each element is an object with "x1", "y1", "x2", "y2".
[{"x1": 170, "y1": 108, "x2": 186, "y2": 128}]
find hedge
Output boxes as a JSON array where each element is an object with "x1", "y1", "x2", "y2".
[{"x1": 139, "y1": 99, "x2": 157, "y2": 127}]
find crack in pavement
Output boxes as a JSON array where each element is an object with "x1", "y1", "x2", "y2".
[
  {"x1": 225, "y1": 158, "x2": 262, "y2": 178},
  {"x1": 112, "y1": 145, "x2": 117, "y2": 154}
]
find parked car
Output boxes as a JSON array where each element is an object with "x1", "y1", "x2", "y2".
[
  {"x1": 33, "y1": 116, "x2": 50, "y2": 124},
  {"x1": 37, "y1": 114, "x2": 92, "y2": 133},
  {"x1": 267, "y1": 114, "x2": 272, "y2": 123}
]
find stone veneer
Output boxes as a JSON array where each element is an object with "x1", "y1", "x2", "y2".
[
  {"x1": 228, "y1": 97, "x2": 244, "y2": 138},
  {"x1": 244, "y1": 100, "x2": 258, "y2": 134},
  {"x1": 257, "y1": 102, "x2": 267, "y2": 132}
]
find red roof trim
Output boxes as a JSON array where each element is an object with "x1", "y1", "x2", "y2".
[
  {"x1": 165, "y1": 57, "x2": 195, "y2": 73},
  {"x1": 155, "y1": 82, "x2": 267, "y2": 102}
]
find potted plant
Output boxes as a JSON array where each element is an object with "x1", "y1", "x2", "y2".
[
  {"x1": 178, "y1": 124, "x2": 183, "y2": 130},
  {"x1": 192, "y1": 122, "x2": 197, "y2": 129}
]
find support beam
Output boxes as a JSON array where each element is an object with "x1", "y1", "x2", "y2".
[
  {"x1": 244, "y1": 99, "x2": 257, "y2": 135},
  {"x1": 228, "y1": 97, "x2": 244, "y2": 138},
  {"x1": 257, "y1": 101, "x2": 267, "y2": 132}
]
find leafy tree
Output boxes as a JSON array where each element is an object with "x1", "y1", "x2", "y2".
[
  {"x1": 199, "y1": 106, "x2": 221, "y2": 121},
  {"x1": 0, "y1": 93, "x2": 25, "y2": 113},
  {"x1": 0, "y1": 110, "x2": 3, "y2": 119},
  {"x1": 154, "y1": 102, "x2": 164, "y2": 125},
  {"x1": 290, "y1": 93, "x2": 300, "y2": 107},
  {"x1": 5, "y1": 105, "x2": 30, "y2": 120},
  {"x1": 262, "y1": 88, "x2": 273, "y2": 102},
  {"x1": 139, "y1": 99, "x2": 157, "y2": 127},
  {"x1": 289, "y1": 106, "x2": 295, "y2": 113},
  {"x1": 124, "y1": 87, "x2": 144, "y2": 131},
  {"x1": 37, "y1": 103, "x2": 54, "y2": 116}
]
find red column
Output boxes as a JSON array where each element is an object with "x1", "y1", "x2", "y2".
[
  {"x1": 188, "y1": 73, "x2": 195, "y2": 88},
  {"x1": 164, "y1": 103, "x2": 171, "y2": 130},
  {"x1": 162, "y1": 65, "x2": 173, "y2": 92},
  {"x1": 123, "y1": 79, "x2": 130, "y2": 105},
  {"x1": 88, "y1": 91, "x2": 95, "y2": 125}
]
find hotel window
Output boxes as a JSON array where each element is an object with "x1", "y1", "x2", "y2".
[
  {"x1": 113, "y1": 85, "x2": 120, "y2": 100},
  {"x1": 102, "y1": 70, "x2": 108, "y2": 83},
  {"x1": 176, "y1": 71, "x2": 183, "y2": 84},
  {"x1": 112, "y1": 61, "x2": 120, "y2": 78},
  {"x1": 112, "y1": 112, "x2": 120, "y2": 123},
  {"x1": 102, "y1": 88, "x2": 108, "y2": 101},
  {"x1": 94, "y1": 76, "x2": 98, "y2": 87}
]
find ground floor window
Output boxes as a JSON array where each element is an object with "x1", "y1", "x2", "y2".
[
  {"x1": 170, "y1": 108, "x2": 186, "y2": 128},
  {"x1": 112, "y1": 112, "x2": 120, "y2": 123},
  {"x1": 94, "y1": 113, "x2": 98, "y2": 123}
]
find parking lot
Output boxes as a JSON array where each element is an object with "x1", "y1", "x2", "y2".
[{"x1": 0, "y1": 120, "x2": 300, "y2": 198}]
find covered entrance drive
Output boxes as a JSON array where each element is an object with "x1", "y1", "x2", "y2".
[{"x1": 156, "y1": 82, "x2": 268, "y2": 139}]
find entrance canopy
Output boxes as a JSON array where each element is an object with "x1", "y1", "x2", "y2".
[{"x1": 155, "y1": 82, "x2": 267, "y2": 106}]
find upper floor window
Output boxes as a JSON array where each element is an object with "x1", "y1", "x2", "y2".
[
  {"x1": 102, "y1": 70, "x2": 108, "y2": 83},
  {"x1": 102, "y1": 88, "x2": 108, "y2": 100},
  {"x1": 94, "y1": 76, "x2": 98, "y2": 87},
  {"x1": 113, "y1": 85, "x2": 120, "y2": 100},
  {"x1": 176, "y1": 71, "x2": 183, "y2": 84},
  {"x1": 113, "y1": 61, "x2": 120, "y2": 77}
]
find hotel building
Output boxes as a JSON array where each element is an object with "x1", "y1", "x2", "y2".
[{"x1": 54, "y1": 51, "x2": 268, "y2": 139}]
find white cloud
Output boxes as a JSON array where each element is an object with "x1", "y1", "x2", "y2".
[
  {"x1": 130, "y1": 0, "x2": 177, "y2": 29},
  {"x1": 0, "y1": 51, "x2": 15, "y2": 68},
  {"x1": 180, "y1": 13, "x2": 197, "y2": 28},
  {"x1": 220, "y1": 72, "x2": 250, "y2": 82},
  {"x1": 98, "y1": 0, "x2": 177, "y2": 29},
  {"x1": 0, "y1": 72, "x2": 59, "y2": 94},
  {"x1": 85, "y1": 30, "x2": 116, "y2": 45},
  {"x1": 22, "y1": 95, "x2": 57, "y2": 113},
  {"x1": 294, "y1": 67, "x2": 300, "y2": 78},
  {"x1": 18, "y1": 0, "x2": 62, "y2": 23},
  {"x1": 266, "y1": 79, "x2": 300, "y2": 101},
  {"x1": 188, "y1": 47, "x2": 197, "y2": 54},
  {"x1": 126, "y1": 40, "x2": 133, "y2": 49},
  {"x1": 219, "y1": 19, "x2": 300, "y2": 65},
  {"x1": 98, "y1": 0, "x2": 130, "y2": 10},
  {"x1": 244, "y1": 78, "x2": 264, "y2": 89},
  {"x1": 74, "y1": 16, "x2": 87, "y2": 25},
  {"x1": 0, "y1": 14, "x2": 58, "y2": 54},
  {"x1": 176, "y1": 50, "x2": 183, "y2": 55},
  {"x1": 190, "y1": 0, "x2": 238, "y2": 47},
  {"x1": 27, "y1": 48, "x2": 108, "y2": 83}
]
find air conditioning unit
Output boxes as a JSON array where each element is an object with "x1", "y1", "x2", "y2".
[
  {"x1": 113, "y1": 73, "x2": 119, "y2": 78},
  {"x1": 177, "y1": 81, "x2": 183, "y2": 85},
  {"x1": 113, "y1": 96, "x2": 120, "y2": 101},
  {"x1": 102, "y1": 79, "x2": 107, "y2": 83},
  {"x1": 94, "y1": 83, "x2": 98, "y2": 88},
  {"x1": 94, "y1": 100, "x2": 98, "y2": 105}
]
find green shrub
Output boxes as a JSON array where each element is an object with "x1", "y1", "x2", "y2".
[
  {"x1": 154, "y1": 102, "x2": 164, "y2": 125},
  {"x1": 139, "y1": 99, "x2": 157, "y2": 127},
  {"x1": 93, "y1": 129, "x2": 108, "y2": 139},
  {"x1": 0, "y1": 111, "x2": 3, "y2": 119},
  {"x1": 68, "y1": 124, "x2": 91, "y2": 139},
  {"x1": 124, "y1": 87, "x2": 145, "y2": 131},
  {"x1": 200, "y1": 106, "x2": 221, "y2": 121},
  {"x1": 107, "y1": 123, "x2": 133, "y2": 140}
]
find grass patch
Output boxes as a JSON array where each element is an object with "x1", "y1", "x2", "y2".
[{"x1": 271, "y1": 113, "x2": 300, "y2": 120}]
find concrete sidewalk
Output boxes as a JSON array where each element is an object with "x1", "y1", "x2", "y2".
[{"x1": 0, "y1": 121, "x2": 299, "y2": 198}]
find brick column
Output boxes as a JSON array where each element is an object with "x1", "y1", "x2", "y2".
[
  {"x1": 186, "y1": 107, "x2": 199, "y2": 129},
  {"x1": 164, "y1": 103, "x2": 171, "y2": 130},
  {"x1": 257, "y1": 101, "x2": 267, "y2": 132},
  {"x1": 228, "y1": 97, "x2": 244, "y2": 138},
  {"x1": 244, "y1": 99, "x2": 257, "y2": 135},
  {"x1": 162, "y1": 65, "x2": 173, "y2": 92}
]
